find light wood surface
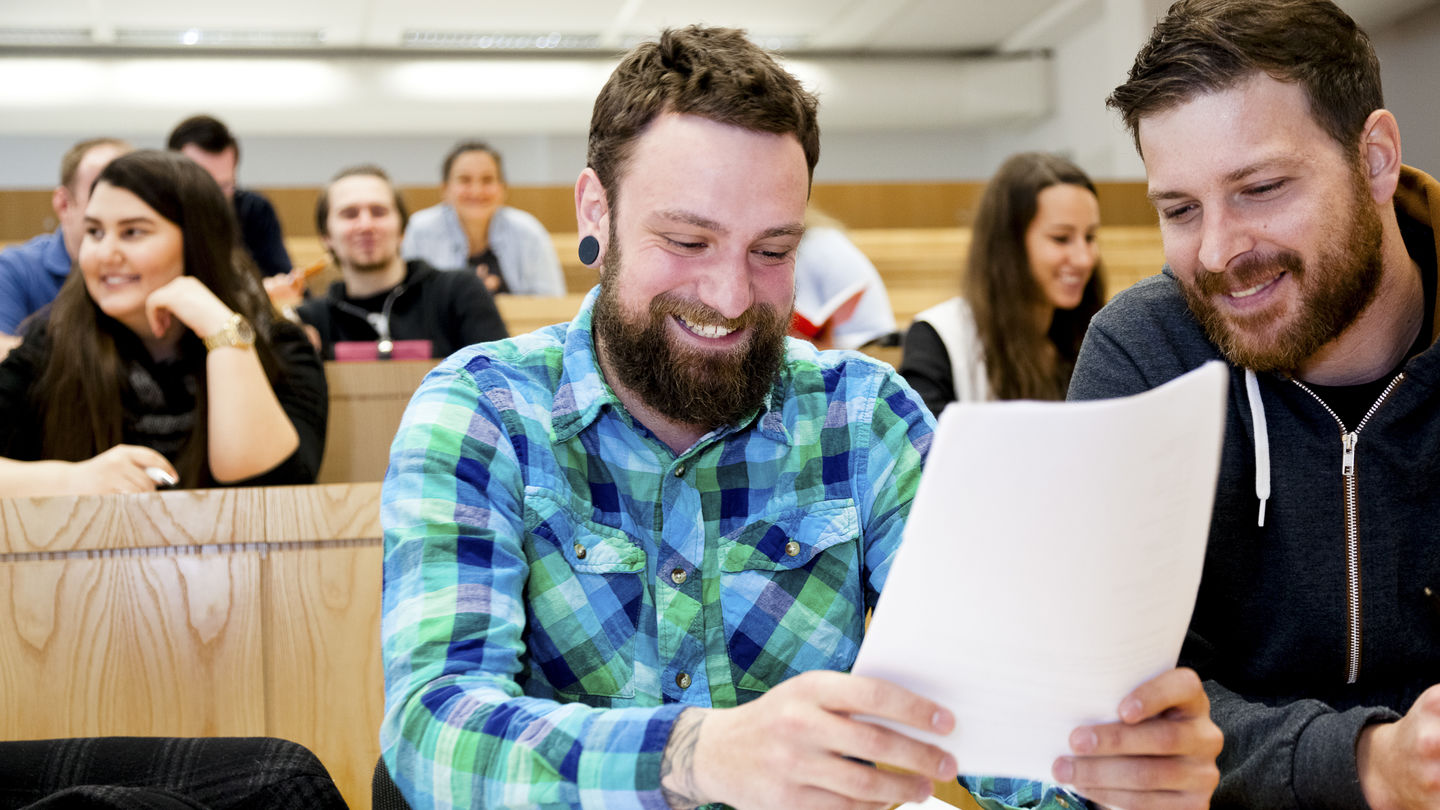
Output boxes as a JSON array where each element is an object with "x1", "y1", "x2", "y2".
[
  {"x1": 0, "y1": 483, "x2": 384, "y2": 809},
  {"x1": 318, "y1": 360, "x2": 438, "y2": 484},
  {"x1": 495, "y1": 292, "x2": 589, "y2": 336}
]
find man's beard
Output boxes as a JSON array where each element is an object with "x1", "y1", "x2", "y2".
[
  {"x1": 1179, "y1": 166, "x2": 1384, "y2": 374},
  {"x1": 591, "y1": 239, "x2": 789, "y2": 431},
  {"x1": 348, "y1": 254, "x2": 396, "y2": 274}
]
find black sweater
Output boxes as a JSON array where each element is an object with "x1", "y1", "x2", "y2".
[
  {"x1": 297, "y1": 259, "x2": 508, "y2": 360},
  {"x1": 0, "y1": 315, "x2": 327, "y2": 487}
]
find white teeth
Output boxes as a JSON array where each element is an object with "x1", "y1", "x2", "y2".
[
  {"x1": 1229, "y1": 281, "x2": 1270, "y2": 299},
  {"x1": 680, "y1": 316, "x2": 735, "y2": 339}
]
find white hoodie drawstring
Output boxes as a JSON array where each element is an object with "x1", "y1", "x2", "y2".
[{"x1": 1245, "y1": 368, "x2": 1271, "y2": 526}]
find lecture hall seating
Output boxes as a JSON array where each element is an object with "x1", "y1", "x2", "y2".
[{"x1": 0, "y1": 483, "x2": 383, "y2": 808}]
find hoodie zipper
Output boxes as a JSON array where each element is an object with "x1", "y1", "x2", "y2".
[{"x1": 1291, "y1": 373, "x2": 1405, "y2": 685}]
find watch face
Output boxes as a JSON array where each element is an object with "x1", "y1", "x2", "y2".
[{"x1": 235, "y1": 316, "x2": 256, "y2": 344}]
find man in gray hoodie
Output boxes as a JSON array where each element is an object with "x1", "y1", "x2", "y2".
[{"x1": 1070, "y1": 1, "x2": 1440, "y2": 808}]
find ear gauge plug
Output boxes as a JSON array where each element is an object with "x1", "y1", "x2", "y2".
[{"x1": 578, "y1": 235, "x2": 600, "y2": 266}]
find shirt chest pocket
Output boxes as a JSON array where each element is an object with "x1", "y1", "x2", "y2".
[
  {"x1": 523, "y1": 491, "x2": 645, "y2": 701},
  {"x1": 716, "y1": 500, "x2": 865, "y2": 700}
]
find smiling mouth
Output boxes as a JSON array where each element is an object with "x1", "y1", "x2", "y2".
[
  {"x1": 677, "y1": 315, "x2": 736, "y2": 339},
  {"x1": 1226, "y1": 272, "x2": 1284, "y2": 300},
  {"x1": 100, "y1": 274, "x2": 140, "y2": 286}
]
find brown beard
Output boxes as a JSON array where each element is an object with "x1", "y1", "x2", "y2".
[
  {"x1": 1178, "y1": 166, "x2": 1384, "y2": 374},
  {"x1": 591, "y1": 238, "x2": 788, "y2": 431}
]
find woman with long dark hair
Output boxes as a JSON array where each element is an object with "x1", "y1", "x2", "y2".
[
  {"x1": 900, "y1": 152, "x2": 1106, "y2": 414},
  {"x1": 0, "y1": 150, "x2": 326, "y2": 494}
]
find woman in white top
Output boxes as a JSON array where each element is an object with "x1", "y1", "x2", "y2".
[
  {"x1": 899, "y1": 152, "x2": 1106, "y2": 415},
  {"x1": 401, "y1": 141, "x2": 565, "y2": 296}
]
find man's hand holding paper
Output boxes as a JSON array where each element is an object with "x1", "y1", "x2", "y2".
[{"x1": 859, "y1": 362, "x2": 1229, "y2": 809}]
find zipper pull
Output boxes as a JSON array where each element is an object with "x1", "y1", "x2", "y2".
[{"x1": 1342, "y1": 432, "x2": 1357, "y2": 477}]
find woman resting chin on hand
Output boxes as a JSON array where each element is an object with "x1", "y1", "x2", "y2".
[{"x1": 0, "y1": 150, "x2": 328, "y2": 497}]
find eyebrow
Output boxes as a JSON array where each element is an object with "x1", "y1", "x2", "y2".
[
  {"x1": 1147, "y1": 157, "x2": 1306, "y2": 204},
  {"x1": 654, "y1": 208, "x2": 806, "y2": 240},
  {"x1": 82, "y1": 216, "x2": 155, "y2": 226}
]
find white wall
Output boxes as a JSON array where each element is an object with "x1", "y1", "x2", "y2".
[
  {"x1": 1372, "y1": 2, "x2": 1440, "y2": 173},
  {"x1": 0, "y1": 1, "x2": 1434, "y2": 189}
]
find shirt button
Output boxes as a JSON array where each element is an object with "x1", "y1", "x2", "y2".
[
  {"x1": 676, "y1": 672, "x2": 692, "y2": 689},
  {"x1": 670, "y1": 568, "x2": 688, "y2": 585},
  {"x1": 674, "y1": 464, "x2": 685, "y2": 477},
  {"x1": 573, "y1": 543, "x2": 586, "y2": 560},
  {"x1": 784, "y1": 540, "x2": 800, "y2": 557}
]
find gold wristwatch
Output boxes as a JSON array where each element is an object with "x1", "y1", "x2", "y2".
[{"x1": 203, "y1": 312, "x2": 256, "y2": 351}]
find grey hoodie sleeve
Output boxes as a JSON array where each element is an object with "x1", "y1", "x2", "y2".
[{"x1": 1206, "y1": 680, "x2": 1397, "y2": 809}]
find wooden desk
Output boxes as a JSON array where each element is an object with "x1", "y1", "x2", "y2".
[
  {"x1": 494, "y1": 293, "x2": 589, "y2": 337},
  {"x1": 0, "y1": 483, "x2": 383, "y2": 809},
  {"x1": 318, "y1": 360, "x2": 438, "y2": 484}
]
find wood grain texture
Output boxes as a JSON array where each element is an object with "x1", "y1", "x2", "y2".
[
  {"x1": 263, "y1": 481, "x2": 383, "y2": 542},
  {"x1": 0, "y1": 553, "x2": 266, "y2": 739},
  {"x1": 0, "y1": 487, "x2": 267, "y2": 553},
  {"x1": 263, "y1": 544, "x2": 384, "y2": 810},
  {"x1": 0, "y1": 484, "x2": 385, "y2": 806},
  {"x1": 262, "y1": 482, "x2": 384, "y2": 807},
  {"x1": 317, "y1": 362, "x2": 437, "y2": 485}
]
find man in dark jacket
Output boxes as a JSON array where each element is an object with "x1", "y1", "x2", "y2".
[
  {"x1": 298, "y1": 165, "x2": 507, "y2": 360},
  {"x1": 1070, "y1": 1, "x2": 1440, "y2": 807},
  {"x1": 167, "y1": 114, "x2": 293, "y2": 277}
]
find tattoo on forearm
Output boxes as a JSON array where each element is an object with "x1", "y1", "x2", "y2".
[{"x1": 661, "y1": 710, "x2": 706, "y2": 809}]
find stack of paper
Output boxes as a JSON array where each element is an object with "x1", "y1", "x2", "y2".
[{"x1": 853, "y1": 362, "x2": 1228, "y2": 782}]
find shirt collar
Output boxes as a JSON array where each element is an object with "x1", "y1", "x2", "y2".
[
  {"x1": 550, "y1": 286, "x2": 793, "y2": 447},
  {"x1": 47, "y1": 229, "x2": 73, "y2": 278}
]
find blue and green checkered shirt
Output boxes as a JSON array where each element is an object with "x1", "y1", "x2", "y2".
[
  {"x1": 380, "y1": 288, "x2": 1075, "y2": 809},
  {"x1": 380, "y1": 287, "x2": 929, "y2": 808}
]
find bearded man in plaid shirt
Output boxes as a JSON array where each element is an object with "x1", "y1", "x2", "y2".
[{"x1": 379, "y1": 25, "x2": 1221, "y2": 810}]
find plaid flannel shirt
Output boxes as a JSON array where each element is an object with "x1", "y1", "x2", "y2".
[{"x1": 380, "y1": 287, "x2": 933, "y2": 808}]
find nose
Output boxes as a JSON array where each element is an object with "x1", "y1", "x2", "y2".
[
  {"x1": 1069, "y1": 238, "x2": 1098, "y2": 271},
  {"x1": 95, "y1": 230, "x2": 123, "y2": 263},
  {"x1": 1196, "y1": 206, "x2": 1252, "y2": 273},
  {"x1": 695, "y1": 256, "x2": 755, "y2": 321}
]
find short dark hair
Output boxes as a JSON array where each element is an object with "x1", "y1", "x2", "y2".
[
  {"x1": 59, "y1": 137, "x2": 131, "y2": 191},
  {"x1": 442, "y1": 141, "x2": 506, "y2": 185},
  {"x1": 167, "y1": 114, "x2": 241, "y2": 162},
  {"x1": 1108, "y1": 0, "x2": 1382, "y2": 155},
  {"x1": 315, "y1": 164, "x2": 409, "y2": 237},
  {"x1": 587, "y1": 25, "x2": 820, "y2": 207}
]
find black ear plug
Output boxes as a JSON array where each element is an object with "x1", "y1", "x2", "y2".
[{"x1": 578, "y1": 235, "x2": 600, "y2": 265}]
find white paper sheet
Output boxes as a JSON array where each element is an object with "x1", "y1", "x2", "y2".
[{"x1": 852, "y1": 361, "x2": 1227, "y2": 783}]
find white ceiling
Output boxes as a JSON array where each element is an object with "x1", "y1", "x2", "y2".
[{"x1": 3, "y1": 0, "x2": 1432, "y2": 54}]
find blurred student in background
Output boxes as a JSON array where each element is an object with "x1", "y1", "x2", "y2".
[
  {"x1": 0, "y1": 138, "x2": 131, "y2": 353},
  {"x1": 168, "y1": 114, "x2": 293, "y2": 277},
  {"x1": 0, "y1": 150, "x2": 327, "y2": 495},
  {"x1": 791, "y1": 208, "x2": 898, "y2": 349},
  {"x1": 298, "y1": 164, "x2": 508, "y2": 360},
  {"x1": 900, "y1": 152, "x2": 1105, "y2": 414},
  {"x1": 401, "y1": 140, "x2": 565, "y2": 295}
]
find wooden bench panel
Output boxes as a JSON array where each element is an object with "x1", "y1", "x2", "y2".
[
  {"x1": 318, "y1": 360, "x2": 438, "y2": 485},
  {"x1": 0, "y1": 482, "x2": 385, "y2": 809},
  {"x1": 0, "y1": 552, "x2": 267, "y2": 740}
]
